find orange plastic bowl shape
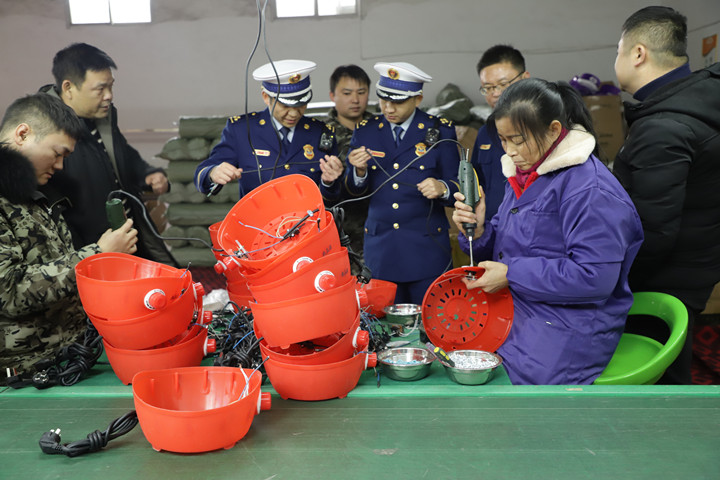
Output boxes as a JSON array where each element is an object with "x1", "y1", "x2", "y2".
[
  {"x1": 258, "y1": 313, "x2": 368, "y2": 365},
  {"x1": 242, "y1": 238, "x2": 343, "y2": 288},
  {"x1": 104, "y1": 325, "x2": 216, "y2": 385},
  {"x1": 87, "y1": 282, "x2": 203, "y2": 350},
  {"x1": 216, "y1": 174, "x2": 326, "y2": 257},
  {"x1": 422, "y1": 266, "x2": 514, "y2": 353},
  {"x1": 251, "y1": 277, "x2": 359, "y2": 349},
  {"x1": 356, "y1": 279, "x2": 398, "y2": 318},
  {"x1": 248, "y1": 248, "x2": 352, "y2": 303},
  {"x1": 76, "y1": 252, "x2": 192, "y2": 319},
  {"x1": 264, "y1": 351, "x2": 376, "y2": 401},
  {"x1": 132, "y1": 367, "x2": 271, "y2": 453}
]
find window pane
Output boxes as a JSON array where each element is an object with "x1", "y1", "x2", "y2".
[
  {"x1": 69, "y1": 0, "x2": 110, "y2": 24},
  {"x1": 318, "y1": 0, "x2": 356, "y2": 16},
  {"x1": 109, "y1": 0, "x2": 151, "y2": 24},
  {"x1": 276, "y1": 0, "x2": 314, "y2": 18}
]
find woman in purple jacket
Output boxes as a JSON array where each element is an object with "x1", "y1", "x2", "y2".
[{"x1": 452, "y1": 78, "x2": 644, "y2": 385}]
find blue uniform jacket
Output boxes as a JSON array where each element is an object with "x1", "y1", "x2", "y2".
[
  {"x1": 344, "y1": 110, "x2": 460, "y2": 282},
  {"x1": 470, "y1": 123, "x2": 505, "y2": 219},
  {"x1": 194, "y1": 109, "x2": 340, "y2": 200},
  {"x1": 459, "y1": 129, "x2": 644, "y2": 385}
]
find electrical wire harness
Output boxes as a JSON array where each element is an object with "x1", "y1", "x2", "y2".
[{"x1": 39, "y1": 411, "x2": 139, "y2": 457}]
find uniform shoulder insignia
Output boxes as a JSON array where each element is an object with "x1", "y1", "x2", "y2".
[
  {"x1": 439, "y1": 117, "x2": 453, "y2": 127},
  {"x1": 229, "y1": 115, "x2": 243, "y2": 124},
  {"x1": 358, "y1": 119, "x2": 369, "y2": 128}
]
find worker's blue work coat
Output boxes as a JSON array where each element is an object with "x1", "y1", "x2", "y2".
[{"x1": 459, "y1": 129, "x2": 644, "y2": 385}]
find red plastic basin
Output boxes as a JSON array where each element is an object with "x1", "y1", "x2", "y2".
[
  {"x1": 248, "y1": 248, "x2": 352, "y2": 303},
  {"x1": 132, "y1": 367, "x2": 271, "y2": 453},
  {"x1": 258, "y1": 313, "x2": 368, "y2": 365},
  {"x1": 251, "y1": 278, "x2": 359, "y2": 348},
  {"x1": 88, "y1": 283, "x2": 203, "y2": 350},
  {"x1": 264, "y1": 351, "x2": 376, "y2": 401},
  {"x1": 104, "y1": 325, "x2": 215, "y2": 385},
  {"x1": 76, "y1": 252, "x2": 192, "y2": 319}
]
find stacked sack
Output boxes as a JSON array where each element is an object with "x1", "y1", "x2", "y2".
[
  {"x1": 213, "y1": 174, "x2": 376, "y2": 401},
  {"x1": 157, "y1": 116, "x2": 238, "y2": 267},
  {"x1": 75, "y1": 253, "x2": 214, "y2": 384}
]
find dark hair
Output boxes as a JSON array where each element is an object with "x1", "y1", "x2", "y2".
[
  {"x1": 52, "y1": 43, "x2": 117, "y2": 91},
  {"x1": 622, "y1": 6, "x2": 687, "y2": 63},
  {"x1": 329, "y1": 65, "x2": 371, "y2": 92},
  {"x1": 476, "y1": 45, "x2": 526, "y2": 75},
  {"x1": 0, "y1": 94, "x2": 84, "y2": 141},
  {"x1": 490, "y1": 78, "x2": 598, "y2": 156}
]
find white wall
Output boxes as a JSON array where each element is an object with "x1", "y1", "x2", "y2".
[{"x1": 0, "y1": 0, "x2": 718, "y2": 131}]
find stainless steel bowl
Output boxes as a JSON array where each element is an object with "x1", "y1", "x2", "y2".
[
  {"x1": 378, "y1": 347, "x2": 435, "y2": 381},
  {"x1": 383, "y1": 304, "x2": 421, "y2": 326},
  {"x1": 443, "y1": 350, "x2": 502, "y2": 385}
]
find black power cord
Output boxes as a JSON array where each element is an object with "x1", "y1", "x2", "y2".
[
  {"x1": 39, "y1": 411, "x2": 139, "y2": 457},
  {"x1": 6, "y1": 320, "x2": 103, "y2": 389}
]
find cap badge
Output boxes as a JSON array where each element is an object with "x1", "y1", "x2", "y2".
[
  {"x1": 388, "y1": 68, "x2": 399, "y2": 80},
  {"x1": 289, "y1": 73, "x2": 302, "y2": 84}
]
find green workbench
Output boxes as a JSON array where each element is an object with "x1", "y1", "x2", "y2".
[{"x1": 1, "y1": 359, "x2": 719, "y2": 480}]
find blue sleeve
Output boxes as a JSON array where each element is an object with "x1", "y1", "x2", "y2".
[{"x1": 194, "y1": 119, "x2": 238, "y2": 194}]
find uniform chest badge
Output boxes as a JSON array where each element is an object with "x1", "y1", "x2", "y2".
[
  {"x1": 368, "y1": 149, "x2": 385, "y2": 158},
  {"x1": 480, "y1": 144, "x2": 491, "y2": 150},
  {"x1": 303, "y1": 144, "x2": 314, "y2": 159},
  {"x1": 254, "y1": 149, "x2": 271, "y2": 156},
  {"x1": 415, "y1": 143, "x2": 427, "y2": 156}
]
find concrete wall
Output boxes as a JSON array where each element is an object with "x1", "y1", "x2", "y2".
[{"x1": 0, "y1": 0, "x2": 718, "y2": 131}]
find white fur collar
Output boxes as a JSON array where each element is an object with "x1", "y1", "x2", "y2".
[{"x1": 501, "y1": 128, "x2": 596, "y2": 178}]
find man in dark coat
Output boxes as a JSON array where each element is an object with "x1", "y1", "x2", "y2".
[
  {"x1": 40, "y1": 43, "x2": 176, "y2": 266},
  {"x1": 613, "y1": 6, "x2": 720, "y2": 384}
]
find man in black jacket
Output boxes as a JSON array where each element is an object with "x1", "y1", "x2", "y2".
[
  {"x1": 613, "y1": 6, "x2": 720, "y2": 384},
  {"x1": 40, "y1": 43, "x2": 176, "y2": 266}
]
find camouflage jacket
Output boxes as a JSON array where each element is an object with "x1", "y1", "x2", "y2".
[
  {"x1": 0, "y1": 146, "x2": 101, "y2": 373},
  {"x1": 322, "y1": 108, "x2": 375, "y2": 162}
]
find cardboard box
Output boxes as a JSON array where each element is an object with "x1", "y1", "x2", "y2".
[{"x1": 583, "y1": 94, "x2": 626, "y2": 166}]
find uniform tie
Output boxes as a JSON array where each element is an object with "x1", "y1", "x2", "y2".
[
  {"x1": 280, "y1": 126, "x2": 291, "y2": 148},
  {"x1": 393, "y1": 125, "x2": 403, "y2": 148}
]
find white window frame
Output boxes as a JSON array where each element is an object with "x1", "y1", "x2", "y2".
[
  {"x1": 68, "y1": 0, "x2": 152, "y2": 25},
  {"x1": 275, "y1": 0, "x2": 358, "y2": 19}
]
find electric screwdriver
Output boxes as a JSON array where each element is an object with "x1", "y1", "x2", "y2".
[
  {"x1": 457, "y1": 148, "x2": 480, "y2": 265},
  {"x1": 105, "y1": 198, "x2": 127, "y2": 230}
]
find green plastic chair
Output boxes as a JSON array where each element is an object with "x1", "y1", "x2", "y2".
[{"x1": 594, "y1": 291, "x2": 688, "y2": 385}]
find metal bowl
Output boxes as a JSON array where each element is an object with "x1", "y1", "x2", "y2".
[
  {"x1": 378, "y1": 347, "x2": 435, "y2": 382},
  {"x1": 443, "y1": 350, "x2": 502, "y2": 385},
  {"x1": 383, "y1": 304, "x2": 421, "y2": 326}
]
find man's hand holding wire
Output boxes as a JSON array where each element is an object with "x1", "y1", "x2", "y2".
[
  {"x1": 319, "y1": 154, "x2": 344, "y2": 184},
  {"x1": 417, "y1": 177, "x2": 447, "y2": 199},
  {"x1": 209, "y1": 162, "x2": 243, "y2": 186},
  {"x1": 348, "y1": 147, "x2": 372, "y2": 177}
]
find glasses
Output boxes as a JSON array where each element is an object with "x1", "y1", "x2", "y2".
[{"x1": 479, "y1": 71, "x2": 525, "y2": 95}]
